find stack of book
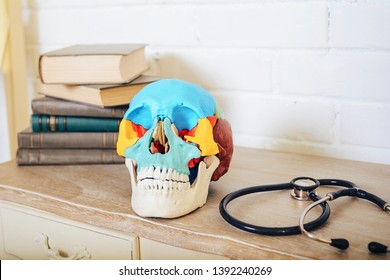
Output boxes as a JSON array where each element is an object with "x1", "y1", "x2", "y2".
[{"x1": 16, "y1": 44, "x2": 160, "y2": 165}]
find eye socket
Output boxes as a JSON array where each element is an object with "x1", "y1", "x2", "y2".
[
  {"x1": 172, "y1": 106, "x2": 198, "y2": 131},
  {"x1": 127, "y1": 106, "x2": 153, "y2": 129}
]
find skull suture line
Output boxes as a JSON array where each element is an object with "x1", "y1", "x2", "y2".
[{"x1": 117, "y1": 79, "x2": 233, "y2": 218}]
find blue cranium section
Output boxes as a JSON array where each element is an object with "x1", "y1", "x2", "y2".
[{"x1": 124, "y1": 79, "x2": 216, "y2": 131}]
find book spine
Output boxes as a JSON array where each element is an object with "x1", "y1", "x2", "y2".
[
  {"x1": 18, "y1": 131, "x2": 118, "y2": 149},
  {"x1": 31, "y1": 98, "x2": 127, "y2": 118},
  {"x1": 38, "y1": 55, "x2": 45, "y2": 83},
  {"x1": 16, "y1": 148, "x2": 125, "y2": 165},
  {"x1": 31, "y1": 115, "x2": 120, "y2": 132}
]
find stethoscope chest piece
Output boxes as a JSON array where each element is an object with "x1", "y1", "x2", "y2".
[{"x1": 290, "y1": 177, "x2": 320, "y2": 201}]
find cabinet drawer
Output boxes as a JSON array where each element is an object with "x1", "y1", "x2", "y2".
[{"x1": 0, "y1": 205, "x2": 138, "y2": 260}]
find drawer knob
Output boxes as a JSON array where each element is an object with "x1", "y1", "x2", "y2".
[{"x1": 35, "y1": 232, "x2": 91, "y2": 260}]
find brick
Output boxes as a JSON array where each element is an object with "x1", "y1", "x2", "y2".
[
  {"x1": 196, "y1": 3, "x2": 328, "y2": 48},
  {"x1": 330, "y1": 3, "x2": 390, "y2": 48},
  {"x1": 213, "y1": 90, "x2": 335, "y2": 143},
  {"x1": 279, "y1": 52, "x2": 390, "y2": 102},
  {"x1": 340, "y1": 103, "x2": 390, "y2": 149},
  {"x1": 154, "y1": 48, "x2": 273, "y2": 92}
]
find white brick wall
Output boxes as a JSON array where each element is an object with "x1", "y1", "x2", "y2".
[
  {"x1": 213, "y1": 91, "x2": 336, "y2": 143},
  {"x1": 1, "y1": 0, "x2": 389, "y2": 165},
  {"x1": 195, "y1": 3, "x2": 329, "y2": 48},
  {"x1": 154, "y1": 48, "x2": 273, "y2": 91},
  {"x1": 279, "y1": 52, "x2": 390, "y2": 101}
]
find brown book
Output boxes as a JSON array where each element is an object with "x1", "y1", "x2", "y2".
[
  {"x1": 32, "y1": 97, "x2": 127, "y2": 118},
  {"x1": 38, "y1": 75, "x2": 161, "y2": 107},
  {"x1": 16, "y1": 148, "x2": 125, "y2": 165},
  {"x1": 39, "y1": 44, "x2": 149, "y2": 84},
  {"x1": 18, "y1": 128, "x2": 118, "y2": 149}
]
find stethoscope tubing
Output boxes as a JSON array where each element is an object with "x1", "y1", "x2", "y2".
[
  {"x1": 318, "y1": 179, "x2": 389, "y2": 210},
  {"x1": 219, "y1": 182, "x2": 331, "y2": 236}
]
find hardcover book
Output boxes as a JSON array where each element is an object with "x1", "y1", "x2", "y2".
[
  {"x1": 38, "y1": 75, "x2": 161, "y2": 107},
  {"x1": 31, "y1": 115, "x2": 120, "y2": 133},
  {"x1": 32, "y1": 97, "x2": 128, "y2": 118},
  {"x1": 16, "y1": 148, "x2": 124, "y2": 165},
  {"x1": 38, "y1": 44, "x2": 149, "y2": 84},
  {"x1": 18, "y1": 128, "x2": 119, "y2": 149}
]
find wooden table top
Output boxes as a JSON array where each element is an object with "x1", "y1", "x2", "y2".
[{"x1": 0, "y1": 146, "x2": 389, "y2": 259}]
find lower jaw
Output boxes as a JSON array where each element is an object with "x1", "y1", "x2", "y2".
[{"x1": 125, "y1": 156, "x2": 220, "y2": 218}]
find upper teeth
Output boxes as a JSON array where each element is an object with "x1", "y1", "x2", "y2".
[
  {"x1": 137, "y1": 166, "x2": 191, "y2": 191},
  {"x1": 138, "y1": 167, "x2": 189, "y2": 183}
]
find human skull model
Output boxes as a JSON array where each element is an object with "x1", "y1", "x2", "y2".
[{"x1": 117, "y1": 79, "x2": 233, "y2": 218}]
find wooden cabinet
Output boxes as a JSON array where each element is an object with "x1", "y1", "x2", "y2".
[
  {"x1": 0, "y1": 202, "x2": 227, "y2": 260},
  {"x1": 0, "y1": 202, "x2": 138, "y2": 260},
  {"x1": 139, "y1": 238, "x2": 227, "y2": 260}
]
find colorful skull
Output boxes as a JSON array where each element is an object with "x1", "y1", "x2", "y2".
[{"x1": 117, "y1": 79, "x2": 233, "y2": 218}]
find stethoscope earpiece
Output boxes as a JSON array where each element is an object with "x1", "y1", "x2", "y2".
[
  {"x1": 330, "y1": 238, "x2": 349, "y2": 250},
  {"x1": 368, "y1": 241, "x2": 389, "y2": 254},
  {"x1": 329, "y1": 240, "x2": 389, "y2": 253}
]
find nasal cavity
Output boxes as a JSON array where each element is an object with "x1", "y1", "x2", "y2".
[{"x1": 150, "y1": 120, "x2": 169, "y2": 154}]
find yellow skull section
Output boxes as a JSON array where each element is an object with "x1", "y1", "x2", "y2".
[
  {"x1": 184, "y1": 118, "x2": 219, "y2": 156},
  {"x1": 116, "y1": 119, "x2": 139, "y2": 157}
]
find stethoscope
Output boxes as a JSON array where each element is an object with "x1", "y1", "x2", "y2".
[{"x1": 219, "y1": 177, "x2": 390, "y2": 254}]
